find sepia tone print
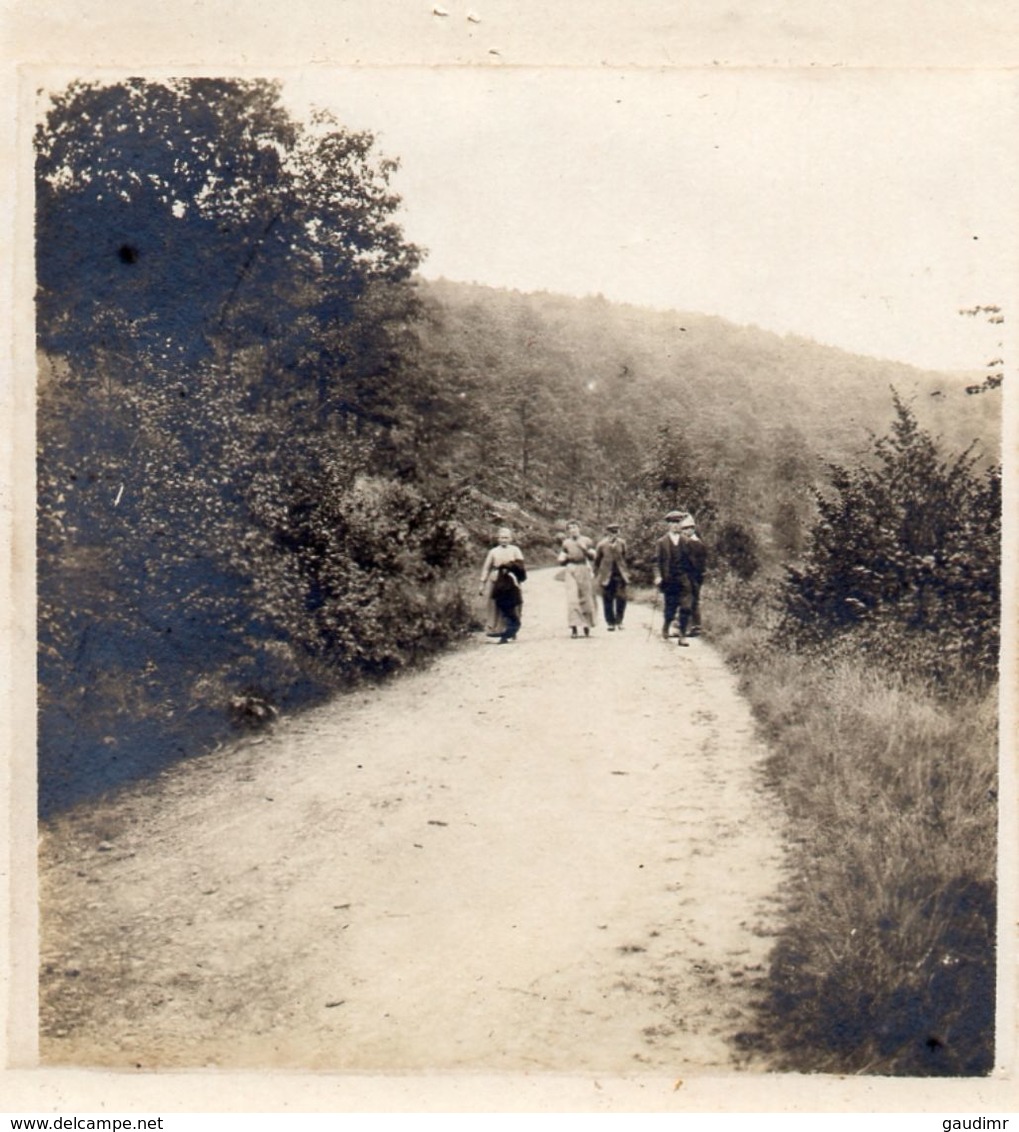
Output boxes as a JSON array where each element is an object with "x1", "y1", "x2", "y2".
[{"x1": 32, "y1": 68, "x2": 1005, "y2": 1081}]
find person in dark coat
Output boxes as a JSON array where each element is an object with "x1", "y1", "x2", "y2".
[
  {"x1": 678, "y1": 514, "x2": 707, "y2": 637},
  {"x1": 654, "y1": 510, "x2": 694, "y2": 646},
  {"x1": 593, "y1": 522, "x2": 630, "y2": 631}
]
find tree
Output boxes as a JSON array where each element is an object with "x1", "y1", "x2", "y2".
[
  {"x1": 36, "y1": 81, "x2": 422, "y2": 419},
  {"x1": 782, "y1": 393, "x2": 999, "y2": 682},
  {"x1": 591, "y1": 416, "x2": 641, "y2": 516},
  {"x1": 606, "y1": 425, "x2": 719, "y2": 582},
  {"x1": 772, "y1": 498, "x2": 804, "y2": 557},
  {"x1": 37, "y1": 81, "x2": 291, "y2": 366},
  {"x1": 35, "y1": 79, "x2": 461, "y2": 814}
]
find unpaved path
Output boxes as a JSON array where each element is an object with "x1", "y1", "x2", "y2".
[{"x1": 39, "y1": 568, "x2": 787, "y2": 1073}]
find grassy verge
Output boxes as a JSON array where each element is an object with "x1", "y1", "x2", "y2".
[{"x1": 705, "y1": 574, "x2": 998, "y2": 1076}]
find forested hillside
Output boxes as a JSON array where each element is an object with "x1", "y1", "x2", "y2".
[
  {"x1": 420, "y1": 279, "x2": 1000, "y2": 476},
  {"x1": 411, "y1": 277, "x2": 999, "y2": 566}
]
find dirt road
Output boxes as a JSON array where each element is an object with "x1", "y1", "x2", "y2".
[{"x1": 39, "y1": 568, "x2": 787, "y2": 1073}]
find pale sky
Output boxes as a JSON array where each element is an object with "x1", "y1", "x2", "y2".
[{"x1": 287, "y1": 67, "x2": 1017, "y2": 372}]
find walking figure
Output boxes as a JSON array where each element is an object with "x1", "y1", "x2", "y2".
[
  {"x1": 654, "y1": 510, "x2": 695, "y2": 647},
  {"x1": 679, "y1": 513, "x2": 707, "y2": 637},
  {"x1": 557, "y1": 520, "x2": 597, "y2": 638},
  {"x1": 593, "y1": 522, "x2": 630, "y2": 631},
  {"x1": 478, "y1": 527, "x2": 527, "y2": 644}
]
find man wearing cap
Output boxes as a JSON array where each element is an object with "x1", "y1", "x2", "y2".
[
  {"x1": 594, "y1": 522, "x2": 630, "y2": 631},
  {"x1": 654, "y1": 510, "x2": 694, "y2": 646},
  {"x1": 679, "y1": 514, "x2": 707, "y2": 638}
]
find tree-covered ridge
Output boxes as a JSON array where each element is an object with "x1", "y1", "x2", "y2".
[
  {"x1": 417, "y1": 277, "x2": 999, "y2": 473},
  {"x1": 410, "y1": 277, "x2": 999, "y2": 569}
]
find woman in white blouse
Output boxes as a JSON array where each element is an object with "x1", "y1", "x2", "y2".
[{"x1": 477, "y1": 527, "x2": 527, "y2": 643}]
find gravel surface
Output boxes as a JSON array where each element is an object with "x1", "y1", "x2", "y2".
[{"x1": 39, "y1": 567, "x2": 788, "y2": 1073}]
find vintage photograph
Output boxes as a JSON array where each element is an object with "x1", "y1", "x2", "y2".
[{"x1": 29, "y1": 63, "x2": 1009, "y2": 1085}]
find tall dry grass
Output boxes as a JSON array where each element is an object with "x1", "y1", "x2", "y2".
[{"x1": 706, "y1": 575, "x2": 997, "y2": 1075}]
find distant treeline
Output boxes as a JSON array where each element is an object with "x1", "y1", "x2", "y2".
[
  {"x1": 35, "y1": 77, "x2": 1000, "y2": 815},
  {"x1": 414, "y1": 276, "x2": 999, "y2": 526}
]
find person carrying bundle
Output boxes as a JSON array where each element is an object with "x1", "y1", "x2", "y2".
[{"x1": 478, "y1": 527, "x2": 527, "y2": 644}]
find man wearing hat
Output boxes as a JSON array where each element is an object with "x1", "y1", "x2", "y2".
[
  {"x1": 593, "y1": 522, "x2": 631, "y2": 631},
  {"x1": 679, "y1": 513, "x2": 707, "y2": 638},
  {"x1": 654, "y1": 510, "x2": 694, "y2": 645}
]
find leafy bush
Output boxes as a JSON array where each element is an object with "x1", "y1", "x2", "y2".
[
  {"x1": 249, "y1": 465, "x2": 471, "y2": 675},
  {"x1": 35, "y1": 80, "x2": 471, "y2": 815},
  {"x1": 781, "y1": 393, "x2": 999, "y2": 688},
  {"x1": 37, "y1": 349, "x2": 474, "y2": 815}
]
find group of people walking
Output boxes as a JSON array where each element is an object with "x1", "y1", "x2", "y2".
[{"x1": 477, "y1": 509, "x2": 706, "y2": 646}]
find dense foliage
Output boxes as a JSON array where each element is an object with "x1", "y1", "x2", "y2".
[
  {"x1": 782, "y1": 393, "x2": 1000, "y2": 688},
  {"x1": 36, "y1": 80, "x2": 468, "y2": 814}
]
